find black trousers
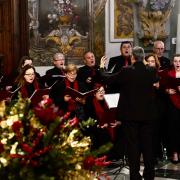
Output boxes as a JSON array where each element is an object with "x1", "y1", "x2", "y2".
[
  {"x1": 123, "y1": 121, "x2": 155, "y2": 180},
  {"x1": 167, "y1": 104, "x2": 180, "y2": 153}
]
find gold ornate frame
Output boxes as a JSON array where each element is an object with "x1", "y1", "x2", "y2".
[
  {"x1": 28, "y1": 0, "x2": 93, "y2": 66},
  {"x1": 109, "y1": 0, "x2": 134, "y2": 42}
]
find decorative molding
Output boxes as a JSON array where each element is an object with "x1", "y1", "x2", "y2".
[
  {"x1": 93, "y1": 0, "x2": 107, "y2": 22},
  {"x1": 136, "y1": 0, "x2": 176, "y2": 46}
]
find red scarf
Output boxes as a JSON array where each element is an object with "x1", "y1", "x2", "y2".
[
  {"x1": 93, "y1": 98, "x2": 109, "y2": 126},
  {"x1": 124, "y1": 57, "x2": 129, "y2": 66},
  {"x1": 93, "y1": 97, "x2": 117, "y2": 141},
  {"x1": 168, "y1": 69, "x2": 176, "y2": 78},
  {"x1": 167, "y1": 69, "x2": 180, "y2": 109},
  {"x1": 65, "y1": 79, "x2": 79, "y2": 112},
  {"x1": 65, "y1": 79, "x2": 79, "y2": 90},
  {"x1": 20, "y1": 80, "x2": 39, "y2": 98},
  {"x1": 90, "y1": 67, "x2": 96, "y2": 77}
]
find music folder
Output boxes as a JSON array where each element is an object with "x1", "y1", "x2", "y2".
[
  {"x1": 0, "y1": 86, "x2": 21, "y2": 102},
  {"x1": 0, "y1": 90, "x2": 13, "y2": 101},
  {"x1": 104, "y1": 93, "x2": 120, "y2": 109},
  {"x1": 29, "y1": 88, "x2": 50, "y2": 105},
  {"x1": 29, "y1": 80, "x2": 58, "y2": 105},
  {"x1": 65, "y1": 87, "x2": 98, "y2": 99},
  {"x1": 106, "y1": 64, "x2": 116, "y2": 74}
]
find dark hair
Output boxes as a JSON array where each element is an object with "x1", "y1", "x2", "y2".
[
  {"x1": 15, "y1": 65, "x2": 36, "y2": 87},
  {"x1": 120, "y1": 41, "x2": 133, "y2": 50},
  {"x1": 132, "y1": 46, "x2": 145, "y2": 62},
  {"x1": 145, "y1": 53, "x2": 160, "y2": 69},
  {"x1": 18, "y1": 56, "x2": 33, "y2": 72},
  {"x1": 83, "y1": 51, "x2": 94, "y2": 58},
  {"x1": 173, "y1": 54, "x2": 180, "y2": 59},
  {"x1": 93, "y1": 83, "x2": 103, "y2": 90}
]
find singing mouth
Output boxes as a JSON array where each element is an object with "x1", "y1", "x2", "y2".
[{"x1": 124, "y1": 51, "x2": 130, "y2": 55}]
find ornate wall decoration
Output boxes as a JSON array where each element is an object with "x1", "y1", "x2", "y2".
[
  {"x1": 136, "y1": 0, "x2": 176, "y2": 46},
  {"x1": 28, "y1": 0, "x2": 90, "y2": 66},
  {"x1": 92, "y1": 0, "x2": 106, "y2": 62},
  {"x1": 93, "y1": 0, "x2": 107, "y2": 22}
]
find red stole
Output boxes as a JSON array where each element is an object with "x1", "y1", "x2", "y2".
[
  {"x1": 65, "y1": 79, "x2": 79, "y2": 112},
  {"x1": 65, "y1": 79, "x2": 79, "y2": 90},
  {"x1": 125, "y1": 57, "x2": 129, "y2": 66},
  {"x1": 166, "y1": 70, "x2": 180, "y2": 109},
  {"x1": 168, "y1": 69, "x2": 176, "y2": 78},
  {"x1": 93, "y1": 98, "x2": 116, "y2": 141},
  {"x1": 93, "y1": 98, "x2": 109, "y2": 126},
  {"x1": 20, "y1": 80, "x2": 39, "y2": 98}
]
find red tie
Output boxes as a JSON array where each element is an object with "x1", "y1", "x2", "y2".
[{"x1": 125, "y1": 58, "x2": 129, "y2": 66}]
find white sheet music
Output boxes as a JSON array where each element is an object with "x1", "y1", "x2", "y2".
[{"x1": 104, "y1": 93, "x2": 120, "y2": 108}]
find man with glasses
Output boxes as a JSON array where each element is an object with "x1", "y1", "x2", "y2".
[
  {"x1": 153, "y1": 41, "x2": 171, "y2": 163},
  {"x1": 153, "y1": 40, "x2": 171, "y2": 70},
  {"x1": 45, "y1": 53, "x2": 65, "y2": 86}
]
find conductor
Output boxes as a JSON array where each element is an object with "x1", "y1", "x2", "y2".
[{"x1": 100, "y1": 46, "x2": 159, "y2": 180}]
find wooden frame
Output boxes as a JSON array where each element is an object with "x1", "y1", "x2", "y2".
[{"x1": 109, "y1": 0, "x2": 133, "y2": 42}]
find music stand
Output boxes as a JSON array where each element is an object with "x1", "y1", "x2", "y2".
[{"x1": 112, "y1": 156, "x2": 129, "y2": 180}]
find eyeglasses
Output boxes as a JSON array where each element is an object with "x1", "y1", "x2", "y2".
[
  {"x1": 97, "y1": 90, "x2": 105, "y2": 94},
  {"x1": 155, "y1": 48, "x2": 164, "y2": 50},
  {"x1": 25, "y1": 73, "x2": 35, "y2": 76}
]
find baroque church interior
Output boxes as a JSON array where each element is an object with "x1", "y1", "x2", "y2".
[{"x1": 0, "y1": 0, "x2": 180, "y2": 179}]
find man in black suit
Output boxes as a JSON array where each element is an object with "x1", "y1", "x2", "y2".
[
  {"x1": 45, "y1": 53, "x2": 65, "y2": 87},
  {"x1": 153, "y1": 40, "x2": 171, "y2": 70},
  {"x1": 108, "y1": 41, "x2": 133, "y2": 73},
  {"x1": 100, "y1": 46, "x2": 159, "y2": 180},
  {"x1": 153, "y1": 40, "x2": 171, "y2": 158},
  {"x1": 77, "y1": 51, "x2": 101, "y2": 90}
]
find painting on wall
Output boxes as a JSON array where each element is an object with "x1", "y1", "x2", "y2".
[
  {"x1": 28, "y1": 0, "x2": 91, "y2": 66},
  {"x1": 92, "y1": 0, "x2": 106, "y2": 63},
  {"x1": 109, "y1": 0, "x2": 134, "y2": 42}
]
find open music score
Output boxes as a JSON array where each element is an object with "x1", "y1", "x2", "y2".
[
  {"x1": 65, "y1": 87, "x2": 98, "y2": 99},
  {"x1": 104, "y1": 93, "x2": 120, "y2": 109},
  {"x1": 29, "y1": 88, "x2": 50, "y2": 105},
  {"x1": 29, "y1": 80, "x2": 59, "y2": 105},
  {"x1": 51, "y1": 75, "x2": 66, "y2": 78}
]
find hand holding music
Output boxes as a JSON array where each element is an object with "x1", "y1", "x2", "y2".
[
  {"x1": 97, "y1": 123, "x2": 108, "y2": 129},
  {"x1": 75, "y1": 97, "x2": 86, "y2": 104},
  {"x1": 86, "y1": 77, "x2": 92, "y2": 83},
  {"x1": 64, "y1": 94, "x2": 72, "y2": 102},
  {"x1": 166, "y1": 88, "x2": 177, "y2": 95},
  {"x1": 110, "y1": 120, "x2": 121, "y2": 128},
  {"x1": 178, "y1": 86, "x2": 180, "y2": 92}
]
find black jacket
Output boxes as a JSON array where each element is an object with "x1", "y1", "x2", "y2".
[
  {"x1": 108, "y1": 55, "x2": 131, "y2": 73},
  {"x1": 45, "y1": 67, "x2": 64, "y2": 87},
  {"x1": 102, "y1": 61, "x2": 159, "y2": 122},
  {"x1": 77, "y1": 65, "x2": 101, "y2": 90}
]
